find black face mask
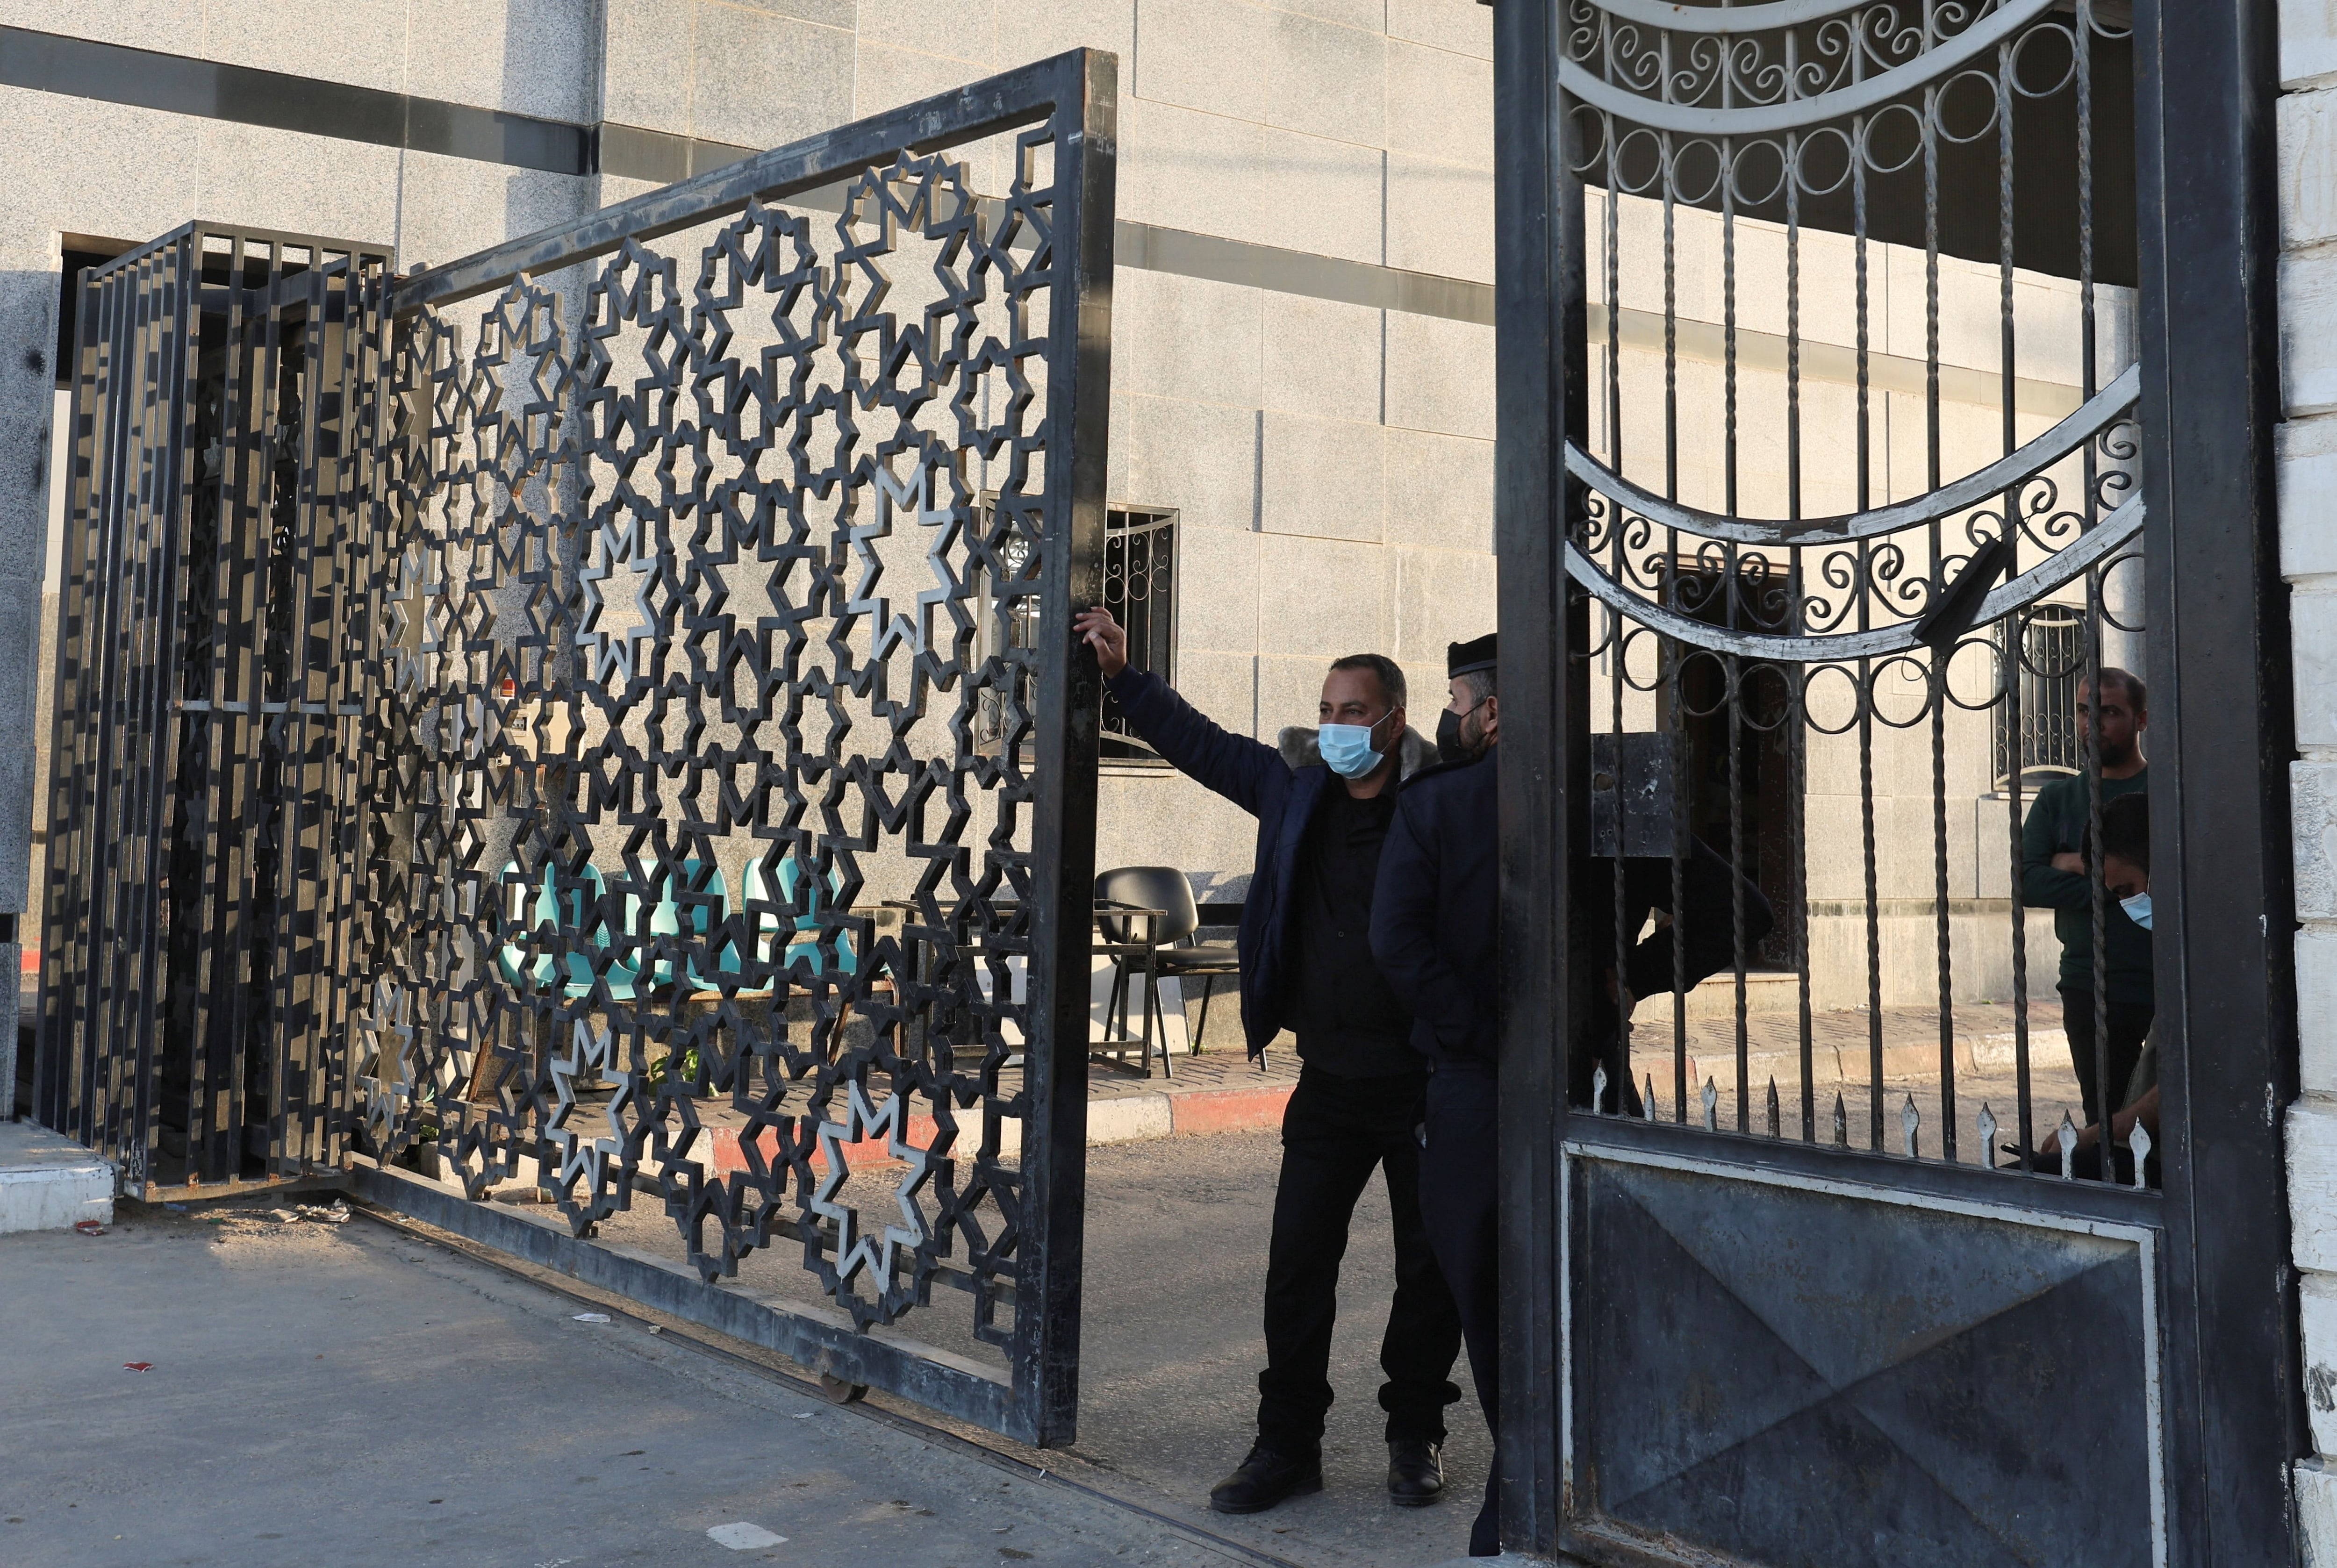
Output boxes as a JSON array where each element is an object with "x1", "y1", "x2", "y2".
[{"x1": 1436, "y1": 705, "x2": 1483, "y2": 766}]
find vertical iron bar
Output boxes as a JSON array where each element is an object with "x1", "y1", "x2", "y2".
[
  {"x1": 1603, "y1": 108, "x2": 1632, "y2": 1118},
  {"x1": 1493, "y1": 0, "x2": 1574, "y2": 1543},
  {"x1": 1013, "y1": 48, "x2": 1113, "y2": 1450},
  {"x1": 2008, "y1": 609, "x2": 2036, "y2": 1164}
]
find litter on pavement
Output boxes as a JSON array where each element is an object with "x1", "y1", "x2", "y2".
[
  {"x1": 706, "y1": 1523, "x2": 787, "y2": 1550},
  {"x1": 264, "y1": 1201, "x2": 353, "y2": 1225}
]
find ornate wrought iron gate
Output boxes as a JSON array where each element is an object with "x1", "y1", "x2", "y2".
[
  {"x1": 39, "y1": 50, "x2": 1117, "y2": 1447},
  {"x1": 1491, "y1": 0, "x2": 2298, "y2": 1562}
]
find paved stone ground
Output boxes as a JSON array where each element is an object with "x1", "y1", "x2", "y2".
[
  {"x1": 1089, "y1": 1043, "x2": 1304, "y2": 1100},
  {"x1": 1620, "y1": 999, "x2": 2092, "y2": 1155}
]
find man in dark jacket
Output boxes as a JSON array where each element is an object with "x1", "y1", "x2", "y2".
[
  {"x1": 1073, "y1": 605, "x2": 1464, "y2": 1518},
  {"x1": 2018, "y1": 668, "x2": 2151, "y2": 1124},
  {"x1": 1370, "y1": 633, "x2": 1773, "y2": 1558}
]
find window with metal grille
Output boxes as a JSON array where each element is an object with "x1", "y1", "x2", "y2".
[
  {"x1": 975, "y1": 504, "x2": 1176, "y2": 761},
  {"x1": 1994, "y1": 603, "x2": 2086, "y2": 790},
  {"x1": 1099, "y1": 507, "x2": 1176, "y2": 763}
]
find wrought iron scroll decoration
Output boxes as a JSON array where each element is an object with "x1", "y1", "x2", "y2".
[
  {"x1": 1563, "y1": 0, "x2": 2143, "y2": 662},
  {"x1": 351, "y1": 51, "x2": 1111, "y2": 1434},
  {"x1": 1561, "y1": 0, "x2": 2149, "y2": 1175}
]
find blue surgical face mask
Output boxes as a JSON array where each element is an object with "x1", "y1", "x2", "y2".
[
  {"x1": 1318, "y1": 713, "x2": 1389, "y2": 779},
  {"x1": 2120, "y1": 891, "x2": 2153, "y2": 931}
]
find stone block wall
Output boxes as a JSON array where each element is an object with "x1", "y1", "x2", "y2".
[
  {"x1": 2282, "y1": 0, "x2": 2337, "y2": 1547},
  {"x1": 0, "y1": 0, "x2": 610, "y2": 1107},
  {"x1": 0, "y1": 1, "x2": 1511, "y2": 1096},
  {"x1": 0, "y1": 0, "x2": 2115, "y2": 1103}
]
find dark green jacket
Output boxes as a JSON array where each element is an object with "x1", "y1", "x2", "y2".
[{"x1": 2018, "y1": 769, "x2": 2153, "y2": 1006}]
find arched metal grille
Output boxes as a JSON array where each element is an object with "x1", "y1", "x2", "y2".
[
  {"x1": 1532, "y1": 6, "x2": 2187, "y2": 1559},
  {"x1": 1563, "y1": 0, "x2": 2149, "y2": 1172}
]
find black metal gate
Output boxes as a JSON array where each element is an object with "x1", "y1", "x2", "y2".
[
  {"x1": 1491, "y1": 0, "x2": 2299, "y2": 1561},
  {"x1": 40, "y1": 223, "x2": 390, "y2": 1194},
  {"x1": 38, "y1": 49, "x2": 1117, "y2": 1447}
]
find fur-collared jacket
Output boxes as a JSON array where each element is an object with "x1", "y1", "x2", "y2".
[{"x1": 1103, "y1": 666, "x2": 1433, "y2": 1059}]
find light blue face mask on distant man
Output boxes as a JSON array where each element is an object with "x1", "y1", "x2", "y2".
[
  {"x1": 2120, "y1": 892, "x2": 2153, "y2": 931},
  {"x1": 1318, "y1": 715, "x2": 1389, "y2": 780}
]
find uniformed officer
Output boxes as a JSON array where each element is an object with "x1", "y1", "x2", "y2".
[{"x1": 1370, "y1": 633, "x2": 1771, "y2": 1557}]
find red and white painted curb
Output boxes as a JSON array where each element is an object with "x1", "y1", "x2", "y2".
[{"x1": 706, "y1": 1081, "x2": 1294, "y2": 1176}]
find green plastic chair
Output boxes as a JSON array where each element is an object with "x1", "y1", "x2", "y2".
[
  {"x1": 495, "y1": 860, "x2": 642, "y2": 1000},
  {"x1": 743, "y1": 850, "x2": 857, "y2": 977}
]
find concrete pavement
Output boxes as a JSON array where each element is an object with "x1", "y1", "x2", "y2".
[
  {"x1": 580, "y1": 1126, "x2": 1496, "y2": 1567},
  {"x1": 0, "y1": 1128, "x2": 1498, "y2": 1567},
  {"x1": 0, "y1": 1202, "x2": 1269, "y2": 1568}
]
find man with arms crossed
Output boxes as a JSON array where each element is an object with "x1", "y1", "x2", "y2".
[
  {"x1": 2019, "y1": 669, "x2": 2151, "y2": 1127},
  {"x1": 1073, "y1": 606, "x2": 1464, "y2": 1517}
]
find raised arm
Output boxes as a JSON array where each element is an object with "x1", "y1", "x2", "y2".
[{"x1": 1077, "y1": 606, "x2": 1284, "y2": 816}]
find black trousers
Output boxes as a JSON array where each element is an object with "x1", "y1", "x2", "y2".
[
  {"x1": 1420, "y1": 1065, "x2": 1502, "y2": 1557},
  {"x1": 1255, "y1": 1065, "x2": 1463, "y2": 1458},
  {"x1": 2059, "y1": 987, "x2": 2152, "y2": 1127}
]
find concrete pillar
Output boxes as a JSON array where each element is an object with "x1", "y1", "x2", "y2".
[{"x1": 0, "y1": 251, "x2": 61, "y2": 1117}]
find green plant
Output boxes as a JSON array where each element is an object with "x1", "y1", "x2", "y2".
[{"x1": 647, "y1": 1045, "x2": 703, "y2": 1088}]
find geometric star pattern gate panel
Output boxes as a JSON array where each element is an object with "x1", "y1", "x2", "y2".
[{"x1": 38, "y1": 50, "x2": 1118, "y2": 1448}]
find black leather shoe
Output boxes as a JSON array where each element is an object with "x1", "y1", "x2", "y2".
[
  {"x1": 1208, "y1": 1444, "x2": 1324, "y2": 1514},
  {"x1": 1387, "y1": 1439, "x2": 1446, "y2": 1506}
]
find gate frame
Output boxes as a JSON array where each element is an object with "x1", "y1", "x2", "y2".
[
  {"x1": 1488, "y1": 0, "x2": 2302, "y2": 1561},
  {"x1": 37, "y1": 222, "x2": 392, "y2": 1197},
  {"x1": 39, "y1": 48, "x2": 1119, "y2": 1452},
  {"x1": 351, "y1": 45, "x2": 1119, "y2": 1451}
]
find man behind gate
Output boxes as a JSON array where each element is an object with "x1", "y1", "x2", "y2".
[
  {"x1": 1073, "y1": 606, "x2": 1464, "y2": 1517},
  {"x1": 1371, "y1": 634, "x2": 1773, "y2": 1557},
  {"x1": 2018, "y1": 668, "x2": 2152, "y2": 1127}
]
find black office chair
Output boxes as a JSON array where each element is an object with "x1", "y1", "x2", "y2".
[{"x1": 1092, "y1": 866, "x2": 1241, "y2": 1077}]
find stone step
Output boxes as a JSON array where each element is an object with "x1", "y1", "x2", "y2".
[{"x1": 0, "y1": 1119, "x2": 115, "y2": 1235}]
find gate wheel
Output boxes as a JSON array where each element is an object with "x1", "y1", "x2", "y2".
[{"x1": 818, "y1": 1373, "x2": 868, "y2": 1405}]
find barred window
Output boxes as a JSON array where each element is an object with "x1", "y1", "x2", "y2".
[
  {"x1": 1099, "y1": 507, "x2": 1176, "y2": 763},
  {"x1": 1994, "y1": 604, "x2": 2086, "y2": 790},
  {"x1": 975, "y1": 504, "x2": 1176, "y2": 761}
]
